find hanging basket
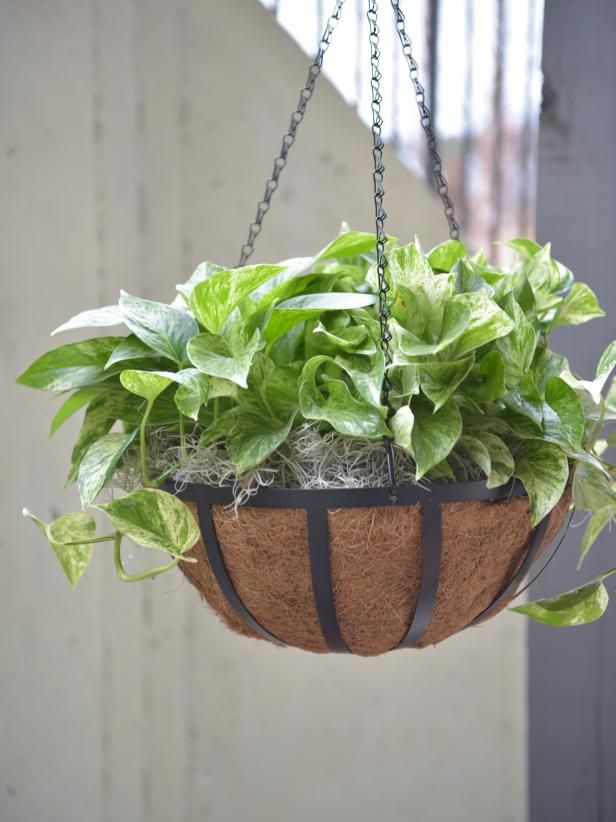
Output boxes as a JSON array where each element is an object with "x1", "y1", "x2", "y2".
[
  {"x1": 163, "y1": 1, "x2": 571, "y2": 655},
  {"x1": 168, "y1": 481, "x2": 571, "y2": 655}
]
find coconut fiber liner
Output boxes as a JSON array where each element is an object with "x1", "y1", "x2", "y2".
[{"x1": 179, "y1": 492, "x2": 570, "y2": 656}]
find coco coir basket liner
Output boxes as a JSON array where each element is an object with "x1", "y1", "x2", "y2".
[{"x1": 168, "y1": 480, "x2": 571, "y2": 656}]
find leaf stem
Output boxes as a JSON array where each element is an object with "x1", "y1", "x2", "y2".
[
  {"x1": 599, "y1": 564, "x2": 616, "y2": 581},
  {"x1": 113, "y1": 531, "x2": 182, "y2": 582},
  {"x1": 589, "y1": 398, "x2": 606, "y2": 450},
  {"x1": 64, "y1": 533, "x2": 116, "y2": 546},
  {"x1": 140, "y1": 399, "x2": 156, "y2": 487},
  {"x1": 178, "y1": 411, "x2": 186, "y2": 459}
]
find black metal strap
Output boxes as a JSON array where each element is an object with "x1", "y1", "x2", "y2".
[
  {"x1": 195, "y1": 501, "x2": 285, "y2": 646},
  {"x1": 467, "y1": 514, "x2": 550, "y2": 628},
  {"x1": 307, "y1": 508, "x2": 349, "y2": 652},
  {"x1": 397, "y1": 498, "x2": 442, "y2": 647}
]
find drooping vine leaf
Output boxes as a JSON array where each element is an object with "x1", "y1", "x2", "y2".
[
  {"x1": 514, "y1": 440, "x2": 569, "y2": 525},
  {"x1": 95, "y1": 489, "x2": 200, "y2": 556},
  {"x1": 23, "y1": 509, "x2": 96, "y2": 587},
  {"x1": 511, "y1": 573, "x2": 615, "y2": 627},
  {"x1": 78, "y1": 431, "x2": 137, "y2": 507}
]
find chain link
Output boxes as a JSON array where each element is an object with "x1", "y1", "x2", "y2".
[
  {"x1": 368, "y1": 0, "x2": 397, "y2": 496},
  {"x1": 237, "y1": 0, "x2": 346, "y2": 267},
  {"x1": 367, "y1": 0, "x2": 393, "y2": 392},
  {"x1": 390, "y1": 0, "x2": 460, "y2": 240}
]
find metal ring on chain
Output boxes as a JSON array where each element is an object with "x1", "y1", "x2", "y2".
[
  {"x1": 237, "y1": 0, "x2": 346, "y2": 267},
  {"x1": 390, "y1": 0, "x2": 460, "y2": 240}
]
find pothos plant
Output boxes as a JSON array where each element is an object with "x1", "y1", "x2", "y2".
[{"x1": 17, "y1": 228, "x2": 616, "y2": 626}]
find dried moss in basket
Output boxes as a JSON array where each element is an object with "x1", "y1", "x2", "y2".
[{"x1": 16, "y1": 228, "x2": 616, "y2": 627}]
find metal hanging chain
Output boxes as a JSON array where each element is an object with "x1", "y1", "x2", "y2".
[
  {"x1": 237, "y1": 0, "x2": 346, "y2": 267},
  {"x1": 367, "y1": 0, "x2": 397, "y2": 496},
  {"x1": 390, "y1": 0, "x2": 460, "y2": 240}
]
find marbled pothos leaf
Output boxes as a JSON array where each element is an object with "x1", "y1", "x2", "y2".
[
  {"x1": 496, "y1": 294, "x2": 537, "y2": 386},
  {"x1": 94, "y1": 488, "x2": 200, "y2": 556},
  {"x1": 389, "y1": 302, "x2": 470, "y2": 360},
  {"x1": 16, "y1": 337, "x2": 125, "y2": 391},
  {"x1": 445, "y1": 291, "x2": 514, "y2": 357},
  {"x1": 416, "y1": 355, "x2": 475, "y2": 411},
  {"x1": 543, "y1": 376, "x2": 585, "y2": 448},
  {"x1": 187, "y1": 329, "x2": 261, "y2": 388},
  {"x1": 23, "y1": 509, "x2": 96, "y2": 587},
  {"x1": 552, "y1": 282, "x2": 605, "y2": 327},
  {"x1": 189, "y1": 263, "x2": 284, "y2": 334},
  {"x1": 572, "y1": 462, "x2": 616, "y2": 512},
  {"x1": 147, "y1": 369, "x2": 210, "y2": 420},
  {"x1": 514, "y1": 440, "x2": 569, "y2": 525},
  {"x1": 578, "y1": 506, "x2": 616, "y2": 568},
  {"x1": 120, "y1": 370, "x2": 172, "y2": 402},
  {"x1": 265, "y1": 292, "x2": 379, "y2": 344},
  {"x1": 66, "y1": 393, "x2": 118, "y2": 485},
  {"x1": 511, "y1": 571, "x2": 616, "y2": 627},
  {"x1": 456, "y1": 433, "x2": 514, "y2": 488},
  {"x1": 105, "y1": 335, "x2": 161, "y2": 370},
  {"x1": 334, "y1": 350, "x2": 384, "y2": 408},
  {"x1": 173, "y1": 371, "x2": 210, "y2": 420},
  {"x1": 173, "y1": 260, "x2": 225, "y2": 306},
  {"x1": 461, "y1": 351, "x2": 506, "y2": 403},
  {"x1": 77, "y1": 431, "x2": 137, "y2": 507},
  {"x1": 316, "y1": 229, "x2": 378, "y2": 261},
  {"x1": 410, "y1": 395, "x2": 462, "y2": 479},
  {"x1": 299, "y1": 356, "x2": 389, "y2": 438},
  {"x1": 51, "y1": 304, "x2": 124, "y2": 335},
  {"x1": 390, "y1": 405, "x2": 414, "y2": 452},
  {"x1": 427, "y1": 239, "x2": 466, "y2": 272},
  {"x1": 560, "y1": 340, "x2": 616, "y2": 404},
  {"x1": 49, "y1": 387, "x2": 101, "y2": 436},
  {"x1": 227, "y1": 407, "x2": 298, "y2": 473},
  {"x1": 119, "y1": 291, "x2": 198, "y2": 364}
]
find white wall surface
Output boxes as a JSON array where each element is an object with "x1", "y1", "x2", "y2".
[{"x1": 0, "y1": 1, "x2": 527, "y2": 821}]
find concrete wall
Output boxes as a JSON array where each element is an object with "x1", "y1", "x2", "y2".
[{"x1": 1, "y1": 2, "x2": 527, "y2": 821}]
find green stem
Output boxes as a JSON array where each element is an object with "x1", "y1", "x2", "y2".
[
  {"x1": 140, "y1": 399, "x2": 156, "y2": 487},
  {"x1": 64, "y1": 533, "x2": 116, "y2": 546},
  {"x1": 589, "y1": 399, "x2": 606, "y2": 450},
  {"x1": 113, "y1": 532, "x2": 182, "y2": 583},
  {"x1": 213, "y1": 397, "x2": 220, "y2": 423},
  {"x1": 599, "y1": 564, "x2": 616, "y2": 581},
  {"x1": 178, "y1": 411, "x2": 186, "y2": 459}
]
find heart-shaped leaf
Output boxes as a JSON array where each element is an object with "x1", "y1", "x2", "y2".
[
  {"x1": 187, "y1": 329, "x2": 261, "y2": 388},
  {"x1": 457, "y1": 433, "x2": 514, "y2": 488},
  {"x1": 514, "y1": 440, "x2": 569, "y2": 524},
  {"x1": 120, "y1": 370, "x2": 173, "y2": 402},
  {"x1": 23, "y1": 509, "x2": 96, "y2": 587},
  {"x1": 78, "y1": 431, "x2": 137, "y2": 507},
  {"x1": 17, "y1": 338, "x2": 124, "y2": 391},
  {"x1": 553, "y1": 282, "x2": 605, "y2": 327},
  {"x1": 511, "y1": 575, "x2": 614, "y2": 626},
  {"x1": 410, "y1": 395, "x2": 462, "y2": 479},
  {"x1": 95, "y1": 489, "x2": 200, "y2": 556},
  {"x1": 190, "y1": 264, "x2": 284, "y2": 334},
  {"x1": 227, "y1": 407, "x2": 297, "y2": 473},
  {"x1": 119, "y1": 291, "x2": 198, "y2": 364}
]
